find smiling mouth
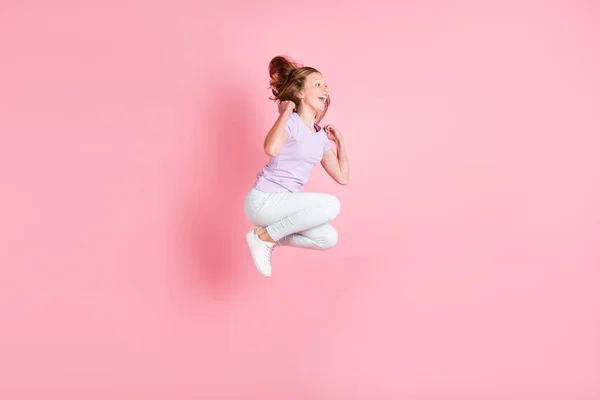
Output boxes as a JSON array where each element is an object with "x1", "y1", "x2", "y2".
[{"x1": 318, "y1": 95, "x2": 327, "y2": 103}]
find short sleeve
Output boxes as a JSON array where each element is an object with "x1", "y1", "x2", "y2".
[
  {"x1": 323, "y1": 137, "x2": 331, "y2": 152},
  {"x1": 285, "y1": 113, "x2": 298, "y2": 138}
]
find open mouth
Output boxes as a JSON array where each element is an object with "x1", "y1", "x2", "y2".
[{"x1": 318, "y1": 95, "x2": 327, "y2": 103}]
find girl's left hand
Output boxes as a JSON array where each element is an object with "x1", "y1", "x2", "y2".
[{"x1": 324, "y1": 124, "x2": 342, "y2": 143}]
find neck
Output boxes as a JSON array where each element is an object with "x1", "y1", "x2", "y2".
[{"x1": 296, "y1": 107, "x2": 318, "y2": 131}]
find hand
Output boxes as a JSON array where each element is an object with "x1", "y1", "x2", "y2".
[
  {"x1": 278, "y1": 100, "x2": 295, "y2": 115},
  {"x1": 324, "y1": 124, "x2": 343, "y2": 143}
]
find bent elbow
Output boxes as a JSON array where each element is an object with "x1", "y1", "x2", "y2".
[
  {"x1": 264, "y1": 147, "x2": 278, "y2": 157},
  {"x1": 264, "y1": 141, "x2": 282, "y2": 157}
]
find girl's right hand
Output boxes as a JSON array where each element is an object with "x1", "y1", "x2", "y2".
[{"x1": 278, "y1": 100, "x2": 295, "y2": 115}]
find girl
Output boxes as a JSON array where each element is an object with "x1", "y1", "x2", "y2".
[{"x1": 243, "y1": 55, "x2": 350, "y2": 277}]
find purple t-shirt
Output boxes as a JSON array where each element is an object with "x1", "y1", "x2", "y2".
[{"x1": 253, "y1": 112, "x2": 331, "y2": 193}]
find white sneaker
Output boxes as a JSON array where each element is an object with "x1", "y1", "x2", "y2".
[{"x1": 246, "y1": 228, "x2": 275, "y2": 277}]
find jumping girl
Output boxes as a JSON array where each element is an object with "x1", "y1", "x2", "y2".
[{"x1": 244, "y1": 55, "x2": 350, "y2": 277}]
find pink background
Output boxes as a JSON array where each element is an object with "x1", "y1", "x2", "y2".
[{"x1": 1, "y1": 1, "x2": 599, "y2": 399}]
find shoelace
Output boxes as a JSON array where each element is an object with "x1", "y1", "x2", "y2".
[{"x1": 264, "y1": 245, "x2": 273, "y2": 264}]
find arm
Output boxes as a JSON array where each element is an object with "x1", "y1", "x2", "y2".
[
  {"x1": 321, "y1": 126, "x2": 349, "y2": 185},
  {"x1": 263, "y1": 101, "x2": 294, "y2": 157}
]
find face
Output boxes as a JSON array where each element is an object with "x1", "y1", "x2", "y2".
[{"x1": 298, "y1": 72, "x2": 328, "y2": 113}]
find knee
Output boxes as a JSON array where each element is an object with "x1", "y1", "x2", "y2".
[
  {"x1": 320, "y1": 226, "x2": 339, "y2": 250},
  {"x1": 324, "y1": 195, "x2": 341, "y2": 219}
]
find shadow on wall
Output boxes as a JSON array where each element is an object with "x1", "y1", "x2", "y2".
[{"x1": 180, "y1": 76, "x2": 265, "y2": 299}]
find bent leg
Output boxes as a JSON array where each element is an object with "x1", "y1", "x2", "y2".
[
  {"x1": 277, "y1": 223, "x2": 339, "y2": 250},
  {"x1": 245, "y1": 190, "x2": 341, "y2": 242}
]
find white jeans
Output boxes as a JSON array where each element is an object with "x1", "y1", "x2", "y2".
[{"x1": 244, "y1": 188, "x2": 341, "y2": 250}]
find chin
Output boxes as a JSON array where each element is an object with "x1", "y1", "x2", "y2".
[
  {"x1": 310, "y1": 101, "x2": 326, "y2": 113},
  {"x1": 314, "y1": 104, "x2": 326, "y2": 113}
]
